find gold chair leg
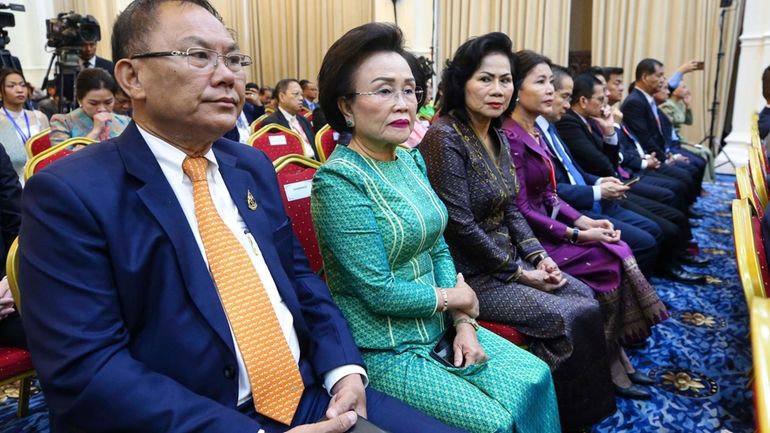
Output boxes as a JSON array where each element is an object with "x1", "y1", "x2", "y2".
[{"x1": 16, "y1": 376, "x2": 31, "y2": 418}]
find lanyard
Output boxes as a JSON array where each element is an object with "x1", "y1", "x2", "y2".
[{"x1": 4, "y1": 107, "x2": 30, "y2": 143}]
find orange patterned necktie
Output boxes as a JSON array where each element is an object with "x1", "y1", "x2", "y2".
[{"x1": 182, "y1": 156, "x2": 304, "y2": 425}]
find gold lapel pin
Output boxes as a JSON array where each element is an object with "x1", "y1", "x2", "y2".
[{"x1": 247, "y1": 190, "x2": 258, "y2": 210}]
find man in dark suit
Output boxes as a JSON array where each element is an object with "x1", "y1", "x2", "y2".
[
  {"x1": 55, "y1": 40, "x2": 116, "y2": 110},
  {"x1": 223, "y1": 83, "x2": 262, "y2": 143},
  {"x1": 262, "y1": 78, "x2": 319, "y2": 159},
  {"x1": 761, "y1": 65, "x2": 770, "y2": 140},
  {"x1": 556, "y1": 72, "x2": 706, "y2": 281},
  {"x1": 621, "y1": 59, "x2": 702, "y2": 205},
  {"x1": 79, "y1": 41, "x2": 115, "y2": 76},
  {"x1": 540, "y1": 67, "x2": 658, "y2": 276},
  {"x1": 299, "y1": 79, "x2": 319, "y2": 111},
  {"x1": 18, "y1": 2, "x2": 463, "y2": 432}
]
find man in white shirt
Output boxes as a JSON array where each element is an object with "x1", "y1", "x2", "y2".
[
  {"x1": 79, "y1": 41, "x2": 115, "y2": 77},
  {"x1": 18, "y1": 1, "x2": 462, "y2": 433},
  {"x1": 262, "y1": 79, "x2": 319, "y2": 159}
]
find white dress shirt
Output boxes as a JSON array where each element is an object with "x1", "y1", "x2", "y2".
[
  {"x1": 139, "y1": 126, "x2": 366, "y2": 406},
  {"x1": 536, "y1": 116, "x2": 602, "y2": 201},
  {"x1": 279, "y1": 107, "x2": 315, "y2": 158}
]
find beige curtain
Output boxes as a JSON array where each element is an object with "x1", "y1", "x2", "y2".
[
  {"x1": 235, "y1": 0, "x2": 374, "y2": 87},
  {"x1": 54, "y1": 0, "x2": 373, "y2": 87},
  {"x1": 437, "y1": 0, "x2": 571, "y2": 76},
  {"x1": 592, "y1": 0, "x2": 744, "y2": 149}
]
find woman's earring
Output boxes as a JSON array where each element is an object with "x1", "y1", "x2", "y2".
[{"x1": 345, "y1": 118, "x2": 355, "y2": 127}]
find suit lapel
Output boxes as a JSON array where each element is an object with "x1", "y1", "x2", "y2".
[{"x1": 117, "y1": 123, "x2": 236, "y2": 354}]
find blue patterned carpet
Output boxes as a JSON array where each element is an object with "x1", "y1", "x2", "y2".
[
  {"x1": 593, "y1": 174, "x2": 754, "y2": 433},
  {"x1": 0, "y1": 176, "x2": 755, "y2": 432}
]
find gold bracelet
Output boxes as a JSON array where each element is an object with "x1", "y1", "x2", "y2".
[
  {"x1": 440, "y1": 288, "x2": 448, "y2": 312},
  {"x1": 453, "y1": 317, "x2": 479, "y2": 331}
]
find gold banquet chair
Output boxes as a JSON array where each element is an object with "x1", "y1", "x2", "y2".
[
  {"x1": 751, "y1": 297, "x2": 770, "y2": 433},
  {"x1": 732, "y1": 198, "x2": 767, "y2": 308}
]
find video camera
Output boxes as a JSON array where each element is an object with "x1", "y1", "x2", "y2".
[
  {"x1": 0, "y1": 3, "x2": 25, "y2": 51},
  {"x1": 46, "y1": 12, "x2": 100, "y2": 48}
]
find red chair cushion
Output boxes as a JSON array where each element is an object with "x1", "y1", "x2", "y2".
[
  {"x1": 252, "y1": 131, "x2": 304, "y2": 163},
  {"x1": 477, "y1": 320, "x2": 530, "y2": 346},
  {"x1": 30, "y1": 134, "x2": 51, "y2": 157},
  {"x1": 752, "y1": 217, "x2": 770, "y2": 297},
  {"x1": 276, "y1": 164, "x2": 323, "y2": 274},
  {"x1": 0, "y1": 347, "x2": 33, "y2": 380},
  {"x1": 34, "y1": 149, "x2": 74, "y2": 175}
]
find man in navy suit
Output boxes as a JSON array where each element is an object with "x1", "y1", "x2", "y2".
[
  {"x1": 554, "y1": 71, "x2": 706, "y2": 282},
  {"x1": 539, "y1": 67, "x2": 658, "y2": 276},
  {"x1": 621, "y1": 58, "x2": 702, "y2": 206},
  {"x1": 19, "y1": 2, "x2": 462, "y2": 432},
  {"x1": 262, "y1": 79, "x2": 319, "y2": 159},
  {"x1": 79, "y1": 41, "x2": 115, "y2": 76}
]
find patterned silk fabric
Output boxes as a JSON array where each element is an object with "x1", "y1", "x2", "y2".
[{"x1": 182, "y1": 156, "x2": 303, "y2": 425}]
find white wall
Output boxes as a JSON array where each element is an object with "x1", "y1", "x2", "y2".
[
  {"x1": 718, "y1": 0, "x2": 770, "y2": 173},
  {"x1": 373, "y1": 0, "x2": 434, "y2": 58},
  {"x1": 7, "y1": 0, "x2": 57, "y2": 87}
]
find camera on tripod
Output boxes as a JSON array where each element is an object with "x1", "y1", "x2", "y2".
[
  {"x1": 0, "y1": 2, "x2": 25, "y2": 69},
  {"x1": 46, "y1": 12, "x2": 101, "y2": 68}
]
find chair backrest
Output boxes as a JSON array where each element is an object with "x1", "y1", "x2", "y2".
[
  {"x1": 274, "y1": 155, "x2": 324, "y2": 274},
  {"x1": 248, "y1": 124, "x2": 305, "y2": 163},
  {"x1": 250, "y1": 113, "x2": 270, "y2": 133},
  {"x1": 752, "y1": 123, "x2": 769, "y2": 174},
  {"x1": 25, "y1": 128, "x2": 51, "y2": 157},
  {"x1": 732, "y1": 198, "x2": 767, "y2": 307},
  {"x1": 750, "y1": 146, "x2": 768, "y2": 208},
  {"x1": 5, "y1": 237, "x2": 20, "y2": 314},
  {"x1": 752, "y1": 216, "x2": 770, "y2": 297},
  {"x1": 23, "y1": 139, "x2": 88, "y2": 181},
  {"x1": 751, "y1": 297, "x2": 770, "y2": 433},
  {"x1": 314, "y1": 124, "x2": 339, "y2": 163},
  {"x1": 736, "y1": 166, "x2": 764, "y2": 217}
]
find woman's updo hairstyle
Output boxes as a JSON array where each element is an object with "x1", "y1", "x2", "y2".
[{"x1": 318, "y1": 22, "x2": 407, "y2": 133}]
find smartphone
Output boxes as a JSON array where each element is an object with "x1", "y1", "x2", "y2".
[
  {"x1": 623, "y1": 177, "x2": 640, "y2": 186},
  {"x1": 346, "y1": 416, "x2": 390, "y2": 433},
  {"x1": 430, "y1": 326, "x2": 457, "y2": 368},
  {"x1": 695, "y1": 61, "x2": 705, "y2": 70}
]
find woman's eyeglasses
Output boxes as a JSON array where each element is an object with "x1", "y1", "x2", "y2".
[{"x1": 350, "y1": 87, "x2": 424, "y2": 105}]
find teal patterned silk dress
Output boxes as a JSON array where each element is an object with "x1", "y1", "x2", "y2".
[{"x1": 311, "y1": 145, "x2": 560, "y2": 433}]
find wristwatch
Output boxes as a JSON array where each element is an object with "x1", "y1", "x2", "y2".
[{"x1": 454, "y1": 317, "x2": 479, "y2": 331}]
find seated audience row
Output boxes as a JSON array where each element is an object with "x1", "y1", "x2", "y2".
[{"x1": 15, "y1": 1, "x2": 713, "y2": 432}]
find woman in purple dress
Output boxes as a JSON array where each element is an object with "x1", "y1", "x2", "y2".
[{"x1": 503, "y1": 50, "x2": 668, "y2": 400}]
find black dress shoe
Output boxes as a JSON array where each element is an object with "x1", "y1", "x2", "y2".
[
  {"x1": 677, "y1": 254, "x2": 710, "y2": 267},
  {"x1": 614, "y1": 384, "x2": 652, "y2": 400},
  {"x1": 688, "y1": 208, "x2": 704, "y2": 219},
  {"x1": 623, "y1": 340, "x2": 647, "y2": 349},
  {"x1": 689, "y1": 220, "x2": 701, "y2": 228},
  {"x1": 628, "y1": 371, "x2": 656, "y2": 385},
  {"x1": 660, "y1": 266, "x2": 707, "y2": 284}
]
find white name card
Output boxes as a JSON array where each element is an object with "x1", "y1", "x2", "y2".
[
  {"x1": 284, "y1": 180, "x2": 312, "y2": 202},
  {"x1": 269, "y1": 135, "x2": 287, "y2": 146}
]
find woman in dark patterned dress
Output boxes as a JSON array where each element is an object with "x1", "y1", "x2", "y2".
[{"x1": 419, "y1": 33, "x2": 616, "y2": 430}]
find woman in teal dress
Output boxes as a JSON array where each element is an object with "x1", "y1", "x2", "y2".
[
  {"x1": 311, "y1": 23, "x2": 560, "y2": 433},
  {"x1": 49, "y1": 68, "x2": 130, "y2": 146}
]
